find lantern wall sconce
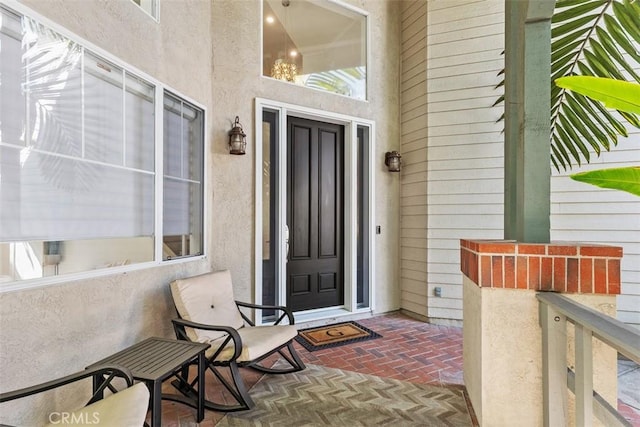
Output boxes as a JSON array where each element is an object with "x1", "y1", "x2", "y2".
[
  {"x1": 228, "y1": 116, "x2": 247, "y2": 155},
  {"x1": 385, "y1": 151, "x2": 402, "y2": 172}
]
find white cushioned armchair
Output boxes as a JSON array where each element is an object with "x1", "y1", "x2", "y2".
[{"x1": 169, "y1": 270, "x2": 306, "y2": 411}]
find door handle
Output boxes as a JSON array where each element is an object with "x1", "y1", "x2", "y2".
[{"x1": 284, "y1": 224, "x2": 290, "y2": 261}]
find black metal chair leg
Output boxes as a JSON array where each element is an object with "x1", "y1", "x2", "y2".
[
  {"x1": 248, "y1": 342, "x2": 306, "y2": 374},
  {"x1": 286, "y1": 342, "x2": 307, "y2": 371},
  {"x1": 199, "y1": 363, "x2": 254, "y2": 412}
]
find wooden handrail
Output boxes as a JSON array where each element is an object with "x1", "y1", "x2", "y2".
[{"x1": 537, "y1": 292, "x2": 639, "y2": 427}]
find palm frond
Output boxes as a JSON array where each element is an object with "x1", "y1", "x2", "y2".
[
  {"x1": 495, "y1": 0, "x2": 640, "y2": 171},
  {"x1": 551, "y1": 0, "x2": 640, "y2": 171},
  {"x1": 22, "y1": 16, "x2": 96, "y2": 191},
  {"x1": 304, "y1": 67, "x2": 366, "y2": 98}
]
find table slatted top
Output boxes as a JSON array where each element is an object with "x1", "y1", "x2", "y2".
[{"x1": 87, "y1": 337, "x2": 209, "y2": 381}]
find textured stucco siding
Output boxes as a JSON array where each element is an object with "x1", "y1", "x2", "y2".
[{"x1": 0, "y1": 1, "x2": 403, "y2": 424}]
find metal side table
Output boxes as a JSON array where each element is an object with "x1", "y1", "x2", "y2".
[{"x1": 87, "y1": 337, "x2": 210, "y2": 427}]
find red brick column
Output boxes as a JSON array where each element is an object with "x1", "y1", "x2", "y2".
[{"x1": 460, "y1": 240, "x2": 622, "y2": 295}]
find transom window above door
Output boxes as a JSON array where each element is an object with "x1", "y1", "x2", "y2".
[{"x1": 262, "y1": 0, "x2": 368, "y2": 100}]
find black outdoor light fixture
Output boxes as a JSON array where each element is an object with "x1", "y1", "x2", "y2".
[
  {"x1": 228, "y1": 116, "x2": 247, "y2": 155},
  {"x1": 385, "y1": 151, "x2": 402, "y2": 172}
]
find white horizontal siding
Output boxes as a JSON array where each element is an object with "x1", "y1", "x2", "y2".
[
  {"x1": 550, "y1": 134, "x2": 640, "y2": 327},
  {"x1": 400, "y1": 0, "x2": 429, "y2": 319},
  {"x1": 403, "y1": 0, "x2": 639, "y2": 328},
  {"x1": 426, "y1": 0, "x2": 505, "y2": 323},
  {"x1": 549, "y1": 37, "x2": 640, "y2": 326}
]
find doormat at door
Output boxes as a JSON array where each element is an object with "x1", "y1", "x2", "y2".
[{"x1": 295, "y1": 321, "x2": 382, "y2": 352}]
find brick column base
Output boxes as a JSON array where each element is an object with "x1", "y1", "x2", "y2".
[
  {"x1": 460, "y1": 239, "x2": 621, "y2": 425},
  {"x1": 460, "y1": 239, "x2": 622, "y2": 295}
]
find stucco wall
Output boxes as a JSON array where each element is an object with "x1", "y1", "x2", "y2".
[
  {"x1": 208, "y1": 0, "x2": 402, "y2": 310},
  {"x1": 0, "y1": 1, "x2": 402, "y2": 423},
  {"x1": 463, "y1": 277, "x2": 618, "y2": 426},
  {"x1": 0, "y1": 0, "x2": 214, "y2": 423}
]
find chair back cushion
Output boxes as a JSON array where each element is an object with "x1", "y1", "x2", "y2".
[{"x1": 170, "y1": 270, "x2": 245, "y2": 343}]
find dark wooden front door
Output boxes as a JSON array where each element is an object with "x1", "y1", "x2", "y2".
[{"x1": 287, "y1": 117, "x2": 344, "y2": 311}]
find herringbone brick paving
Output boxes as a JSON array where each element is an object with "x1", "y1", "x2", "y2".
[
  {"x1": 293, "y1": 313, "x2": 465, "y2": 386},
  {"x1": 157, "y1": 311, "x2": 639, "y2": 426},
  {"x1": 217, "y1": 363, "x2": 474, "y2": 426},
  {"x1": 157, "y1": 312, "x2": 468, "y2": 426}
]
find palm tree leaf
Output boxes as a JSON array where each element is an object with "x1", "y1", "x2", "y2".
[
  {"x1": 565, "y1": 93, "x2": 610, "y2": 148},
  {"x1": 562, "y1": 103, "x2": 601, "y2": 154},
  {"x1": 551, "y1": 14, "x2": 601, "y2": 38},
  {"x1": 558, "y1": 77, "x2": 640, "y2": 114},
  {"x1": 551, "y1": 26, "x2": 592, "y2": 52},
  {"x1": 559, "y1": 114, "x2": 592, "y2": 161},
  {"x1": 551, "y1": 52, "x2": 578, "y2": 72},
  {"x1": 551, "y1": 151, "x2": 561, "y2": 172},
  {"x1": 551, "y1": 39, "x2": 586, "y2": 64},
  {"x1": 571, "y1": 166, "x2": 640, "y2": 196},
  {"x1": 583, "y1": 50, "x2": 625, "y2": 79},
  {"x1": 556, "y1": 0, "x2": 607, "y2": 7},
  {"x1": 556, "y1": 124, "x2": 584, "y2": 164},
  {"x1": 495, "y1": 0, "x2": 640, "y2": 171},
  {"x1": 588, "y1": 41, "x2": 629, "y2": 79},
  {"x1": 551, "y1": 144, "x2": 564, "y2": 171},
  {"x1": 552, "y1": 1, "x2": 608, "y2": 23},
  {"x1": 551, "y1": 63, "x2": 574, "y2": 85},
  {"x1": 603, "y1": 14, "x2": 640, "y2": 63},
  {"x1": 552, "y1": 134, "x2": 572, "y2": 168},
  {"x1": 304, "y1": 67, "x2": 366, "y2": 98},
  {"x1": 587, "y1": 91, "x2": 631, "y2": 137},
  {"x1": 612, "y1": 1, "x2": 640, "y2": 45},
  {"x1": 620, "y1": 111, "x2": 640, "y2": 128},
  {"x1": 572, "y1": 92, "x2": 617, "y2": 142},
  {"x1": 630, "y1": 0, "x2": 640, "y2": 20},
  {"x1": 595, "y1": 27, "x2": 640, "y2": 82},
  {"x1": 575, "y1": 59, "x2": 594, "y2": 76}
]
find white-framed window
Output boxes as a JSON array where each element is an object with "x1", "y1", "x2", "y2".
[
  {"x1": 262, "y1": 0, "x2": 368, "y2": 100},
  {"x1": 0, "y1": 4, "x2": 204, "y2": 288},
  {"x1": 162, "y1": 93, "x2": 204, "y2": 260},
  {"x1": 131, "y1": 0, "x2": 159, "y2": 21}
]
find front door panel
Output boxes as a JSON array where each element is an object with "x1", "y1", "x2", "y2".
[{"x1": 287, "y1": 117, "x2": 344, "y2": 311}]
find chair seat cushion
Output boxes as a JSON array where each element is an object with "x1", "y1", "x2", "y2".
[
  {"x1": 208, "y1": 325, "x2": 298, "y2": 362},
  {"x1": 45, "y1": 382, "x2": 149, "y2": 427}
]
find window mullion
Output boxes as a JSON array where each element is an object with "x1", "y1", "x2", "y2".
[
  {"x1": 81, "y1": 47, "x2": 85, "y2": 158},
  {"x1": 181, "y1": 101, "x2": 185, "y2": 179},
  {"x1": 24, "y1": 22, "x2": 31, "y2": 148},
  {"x1": 122, "y1": 69, "x2": 126, "y2": 166},
  {"x1": 154, "y1": 88, "x2": 164, "y2": 263}
]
